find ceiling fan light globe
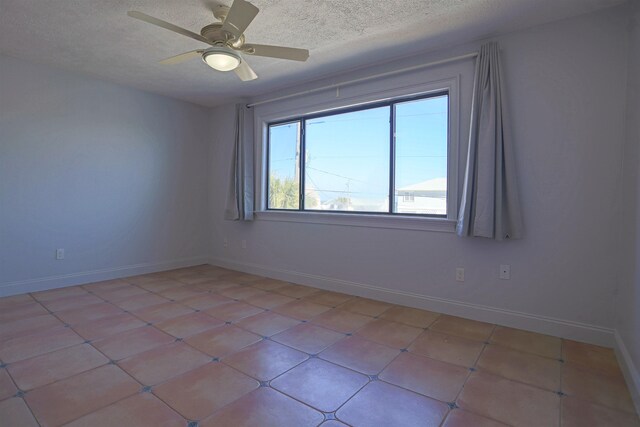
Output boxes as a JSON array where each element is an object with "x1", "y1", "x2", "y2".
[{"x1": 202, "y1": 48, "x2": 241, "y2": 71}]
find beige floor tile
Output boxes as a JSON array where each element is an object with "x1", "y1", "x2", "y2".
[
  {"x1": 0, "y1": 314, "x2": 63, "y2": 342},
  {"x1": 0, "y1": 368, "x2": 17, "y2": 400},
  {"x1": 71, "y1": 312, "x2": 147, "y2": 340},
  {"x1": 131, "y1": 302, "x2": 194, "y2": 323},
  {"x1": 185, "y1": 324, "x2": 261, "y2": 357},
  {"x1": 200, "y1": 387, "x2": 323, "y2": 427},
  {"x1": 380, "y1": 352, "x2": 469, "y2": 402},
  {"x1": 25, "y1": 365, "x2": 140, "y2": 427},
  {"x1": 0, "y1": 302, "x2": 48, "y2": 322},
  {"x1": 219, "y1": 286, "x2": 268, "y2": 300},
  {"x1": 320, "y1": 336, "x2": 400, "y2": 375},
  {"x1": 274, "y1": 284, "x2": 321, "y2": 298},
  {"x1": 40, "y1": 294, "x2": 104, "y2": 312},
  {"x1": 356, "y1": 319, "x2": 423, "y2": 349},
  {"x1": 159, "y1": 286, "x2": 208, "y2": 301},
  {"x1": 8, "y1": 343, "x2": 108, "y2": 390},
  {"x1": 336, "y1": 381, "x2": 448, "y2": 427},
  {"x1": 274, "y1": 300, "x2": 332, "y2": 320},
  {"x1": 338, "y1": 298, "x2": 393, "y2": 317},
  {"x1": 136, "y1": 280, "x2": 185, "y2": 293},
  {"x1": 32, "y1": 286, "x2": 88, "y2": 302},
  {"x1": 477, "y1": 345, "x2": 562, "y2": 391},
  {"x1": 562, "y1": 363, "x2": 636, "y2": 413},
  {"x1": 0, "y1": 398, "x2": 39, "y2": 427},
  {"x1": 113, "y1": 293, "x2": 170, "y2": 311},
  {"x1": 155, "y1": 312, "x2": 224, "y2": 338},
  {"x1": 234, "y1": 273, "x2": 263, "y2": 284},
  {"x1": 430, "y1": 315, "x2": 494, "y2": 341},
  {"x1": 210, "y1": 274, "x2": 245, "y2": 284},
  {"x1": 55, "y1": 302, "x2": 124, "y2": 325},
  {"x1": 272, "y1": 323, "x2": 345, "y2": 354},
  {"x1": 235, "y1": 311, "x2": 301, "y2": 337},
  {"x1": 194, "y1": 280, "x2": 241, "y2": 292},
  {"x1": 0, "y1": 325, "x2": 84, "y2": 363},
  {"x1": 92, "y1": 325, "x2": 175, "y2": 360},
  {"x1": 409, "y1": 330, "x2": 484, "y2": 367},
  {"x1": 118, "y1": 342, "x2": 210, "y2": 386},
  {"x1": 457, "y1": 371, "x2": 560, "y2": 427},
  {"x1": 244, "y1": 292, "x2": 296, "y2": 309},
  {"x1": 153, "y1": 362, "x2": 258, "y2": 420},
  {"x1": 0, "y1": 293, "x2": 35, "y2": 308},
  {"x1": 312, "y1": 308, "x2": 374, "y2": 333},
  {"x1": 175, "y1": 274, "x2": 214, "y2": 285},
  {"x1": 223, "y1": 340, "x2": 308, "y2": 381},
  {"x1": 250, "y1": 278, "x2": 290, "y2": 291},
  {"x1": 123, "y1": 275, "x2": 165, "y2": 286},
  {"x1": 561, "y1": 396, "x2": 640, "y2": 427},
  {"x1": 65, "y1": 393, "x2": 185, "y2": 427},
  {"x1": 304, "y1": 291, "x2": 355, "y2": 307},
  {"x1": 271, "y1": 358, "x2": 368, "y2": 412},
  {"x1": 205, "y1": 301, "x2": 265, "y2": 322},
  {"x1": 92, "y1": 285, "x2": 148, "y2": 302},
  {"x1": 180, "y1": 293, "x2": 234, "y2": 310},
  {"x1": 490, "y1": 326, "x2": 562, "y2": 359},
  {"x1": 379, "y1": 305, "x2": 440, "y2": 328},
  {"x1": 563, "y1": 339, "x2": 622, "y2": 377},
  {"x1": 82, "y1": 279, "x2": 130, "y2": 292},
  {"x1": 442, "y1": 409, "x2": 509, "y2": 427}
]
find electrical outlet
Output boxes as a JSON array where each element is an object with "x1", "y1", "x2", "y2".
[
  {"x1": 223, "y1": 238, "x2": 228, "y2": 248},
  {"x1": 56, "y1": 248, "x2": 65, "y2": 260},
  {"x1": 455, "y1": 267, "x2": 465, "y2": 282},
  {"x1": 241, "y1": 240, "x2": 247, "y2": 249},
  {"x1": 500, "y1": 264, "x2": 511, "y2": 280}
]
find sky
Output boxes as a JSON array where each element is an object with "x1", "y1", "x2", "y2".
[{"x1": 268, "y1": 95, "x2": 448, "y2": 211}]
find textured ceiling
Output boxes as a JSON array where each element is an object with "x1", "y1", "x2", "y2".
[{"x1": 0, "y1": 0, "x2": 624, "y2": 107}]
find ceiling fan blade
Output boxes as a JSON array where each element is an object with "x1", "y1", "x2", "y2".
[
  {"x1": 221, "y1": 0, "x2": 259, "y2": 39},
  {"x1": 159, "y1": 50, "x2": 203, "y2": 65},
  {"x1": 244, "y1": 44, "x2": 309, "y2": 62},
  {"x1": 234, "y1": 59, "x2": 258, "y2": 81},
  {"x1": 127, "y1": 11, "x2": 214, "y2": 46}
]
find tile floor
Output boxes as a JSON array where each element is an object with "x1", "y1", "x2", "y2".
[{"x1": 0, "y1": 264, "x2": 638, "y2": 427}]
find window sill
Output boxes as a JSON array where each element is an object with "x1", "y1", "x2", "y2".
[{"x1": 254, "y1": 210, "x2": 457, "y2": 233}]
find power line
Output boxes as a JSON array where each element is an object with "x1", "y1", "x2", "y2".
[{"x1": 306, "y1": 166, "x2": 365, "y2": 183}]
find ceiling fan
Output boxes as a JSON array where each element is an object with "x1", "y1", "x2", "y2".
[{"x1": 127, "y1": 0, "x2": 309, "y2": 81}]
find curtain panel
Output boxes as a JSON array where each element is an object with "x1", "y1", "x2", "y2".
[
  {"x1": 457, "y1": 42, "x2": 523, "y2": 240},
  {"x1": 224, "y1": 104, "x2": 254, "y2": 221}
]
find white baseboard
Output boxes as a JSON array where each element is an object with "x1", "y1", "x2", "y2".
[
  {"x1": 0, "y1": 256, "x2": 211, "y2": 297},
  {"x1": 210, "y1": 256, "x2": 616, "y2": 348},
  {"x1": 614, "y1": 330, "x2": 640, "y2": 415}
]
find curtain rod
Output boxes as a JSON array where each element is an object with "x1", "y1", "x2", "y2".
[{"x1": 246, "y1": 51, "x2": 478, "y2": 108}]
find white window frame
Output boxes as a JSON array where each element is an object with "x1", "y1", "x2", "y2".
[{"x1": 253, "y1": 76, "x2": 460, "y2": 233}]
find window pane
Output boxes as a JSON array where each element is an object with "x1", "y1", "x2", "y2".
[
  {"x1": 268, "y1": 122, "x2": 300, "y2": 210},
  {"x1": 304, "y1": 107, "x2": 390, "y2": 212},
  {"x1": 394, "y1": 95, "x2": 448, "y2": 215}
]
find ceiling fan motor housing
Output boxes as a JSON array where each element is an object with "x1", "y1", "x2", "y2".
[{"x1": 200, "y1": 23, "x2": 245, "y2": 48}]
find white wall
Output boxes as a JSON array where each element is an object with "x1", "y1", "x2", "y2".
[
  {"x1": 209, "y1": 6, "x2": 630, "y2": 346},
  {"x1": 617, "y1": 0, "x2": 640, "y2": 411},
  {"x1": 0, "y1": 55, "x2": 212, "y2": 296}
]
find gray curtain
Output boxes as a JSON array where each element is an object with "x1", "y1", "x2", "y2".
[
  {"x1": 224, "y1": 104, "x2": 254, "y2": 221},
  {"x1": 457, "y1": 42, "x2": 523, "y2": 240}
]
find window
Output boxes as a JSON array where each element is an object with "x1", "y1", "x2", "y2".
[{"x1": 266, "y1": 92, "x2": 449, "y2": 217}]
